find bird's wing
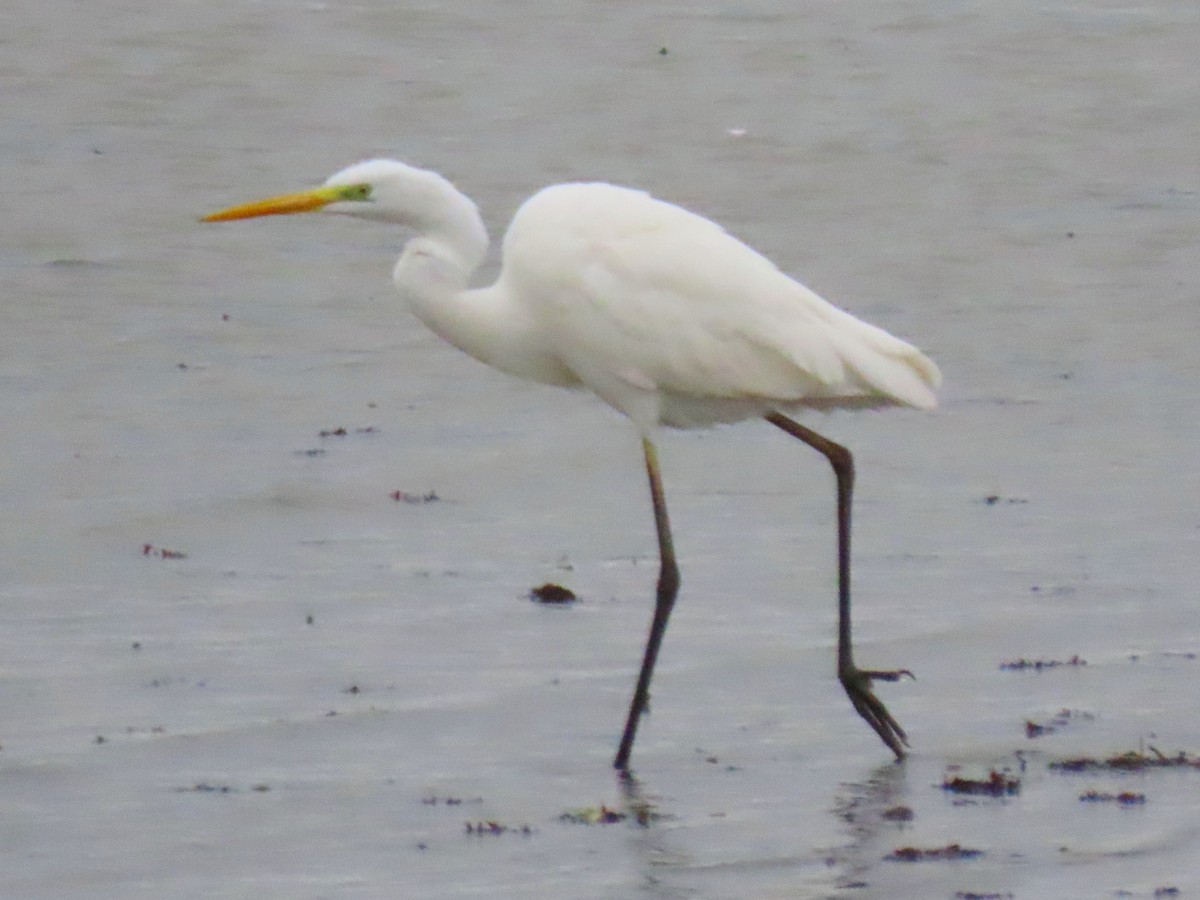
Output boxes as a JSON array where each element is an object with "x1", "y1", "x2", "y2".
[{"x1": 503, "y1": 184, "x2": 939, "y2": 413}]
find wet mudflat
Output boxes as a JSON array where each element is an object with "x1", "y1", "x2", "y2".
[{"x1": 2, "y1": 1, "x2": 1199, "y2": 897}]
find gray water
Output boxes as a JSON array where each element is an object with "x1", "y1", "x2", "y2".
[{"x1": 3, "y1": 1, "x2": 1199, "y2": 897}]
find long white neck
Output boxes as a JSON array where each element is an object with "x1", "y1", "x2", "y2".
[{"x1": 390, "y1": 175, "x2": 575, "y2": 386}]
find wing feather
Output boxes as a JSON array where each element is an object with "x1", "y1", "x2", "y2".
[{"x1": 500, "y1": 183, "x2": 940, "y2": 419}]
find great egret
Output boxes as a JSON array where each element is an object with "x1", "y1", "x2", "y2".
[{"x1": 203, "y1": 159, "x2": 941, "y2": 769}]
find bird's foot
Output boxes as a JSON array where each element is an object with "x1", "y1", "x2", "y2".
[{"x1": 840, "y1": 665, "x2": 914, "y2": 760}]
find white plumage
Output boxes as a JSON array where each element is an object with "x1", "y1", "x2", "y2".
[
  {"x1": 449, "y1": 176, "x2": 938, "y2": 429},
  {"x1": 204, "y1": 159, "x2": 941, "y2": 769}
]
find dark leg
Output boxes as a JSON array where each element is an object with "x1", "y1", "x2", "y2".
[
  {"x1": 614, "y1": 438, "x2": 681, "y2": 770},
  {"x1": 765, "y1": 412, "x2": 912, "y2": 759}
]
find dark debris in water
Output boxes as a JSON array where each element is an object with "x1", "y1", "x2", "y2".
[
  {"x1": 886, "y1": 843, "x2": 984, "y2": 862},
  {"x1": 390, "y1": 489, "x2": 440, "y2": 504},
  {"x1": 999, "y1": 655, "x2": 1086, "y2": 672},
  {"x1": 1129, "y1": 650, "x2": 1198, "y2": 662},
  {"x1": 955, "y1": 893, "x2": 1014, "y2": 899},
  {"x1": 1050, "y1": 746, "x2": 1200, "y2": 773},
  {"x1": 982, "y1": 494, "x2": 1028, "y2": 506},
  {"x1": 529, "y1": 583, "x2": 577, "y2": 604},
  {"x1": 559, "y1": 804, "x2": 625, "y2": 825},
  {"x1": 142, "y1": 543, "x2": 187, "y2": 560},
  {"x1": 464, "y1": 820, "x2": 534, "y2": 837},
  {"x1": 1025, "y1": 708, "x2": 1094, "y2": 738},
  {"x1": 175, "y1": 783, "x2": 270, "y2": 794},
  {"x1": 421, "y1": 795, "x2": 482, "y2": 807},
  {"x1": 942, "y1": 769, "x2": 1021, "y2": 797},
  {"x1": 559, "y1": 803, "x2": 663, "y2": 826},
  {"x1": 1079, "y1": 789, "x2": 1146, "y2": 806}
]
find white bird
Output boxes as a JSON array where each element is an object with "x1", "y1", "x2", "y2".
[{"x1": 203, "y1": 159, "x2": 941, "y2": 769}]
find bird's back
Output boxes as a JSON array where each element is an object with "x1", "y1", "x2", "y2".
[{"x1": 496, "y1": 182, "x2": 940, "y2": 430}]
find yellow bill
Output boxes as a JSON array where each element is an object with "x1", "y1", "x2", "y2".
[{"x1": 201, "y1": 184, "x2": 355, "y2": 222}]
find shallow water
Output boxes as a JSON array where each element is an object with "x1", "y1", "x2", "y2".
[{"x1": 3, "y1": 1, "x2": 1200, "y2": 897}]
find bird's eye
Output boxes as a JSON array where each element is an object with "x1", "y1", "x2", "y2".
[{"x1": 340, "y1": 183, "x2": 373, "y2": 202}]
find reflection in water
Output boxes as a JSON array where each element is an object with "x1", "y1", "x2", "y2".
[
  {"x1": 616, "y1": 766, "x2": 886, "y2": 898},
  {"x1": 830, "y1": 761, "x2": 910, "y2": 892},
  {"x1": 616, "y1": 769, "x2": 665, "y2": 828},
  {"x1": 616, "y1": 770, "x2": 697, "y2": 900}
]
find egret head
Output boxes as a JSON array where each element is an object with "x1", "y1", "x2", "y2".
[{"x1": 202, "y1": 159, "x2": 451, "y2": 228}]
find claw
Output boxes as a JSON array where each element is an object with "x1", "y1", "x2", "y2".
[{"x1": 841, "y1": 666, "x2": 912, "y2": 760}]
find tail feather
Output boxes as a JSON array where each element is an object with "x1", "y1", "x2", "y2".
[{"x1": 823, "y1": 310, "x2": 941, "y2": 410}]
